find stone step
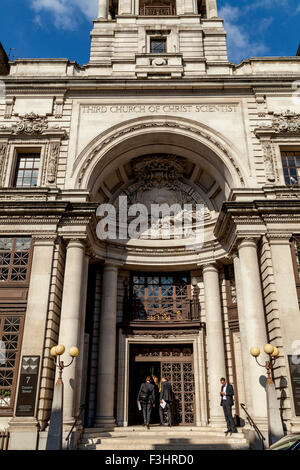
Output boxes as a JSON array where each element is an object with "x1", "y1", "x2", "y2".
[
  {"x1": 79, "y1": 438, "x2": 249, "y2": 451},
  {"x1": 78, "y1": 426, "x2": 250, "y2": 450}
]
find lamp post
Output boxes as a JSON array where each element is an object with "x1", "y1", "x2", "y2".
[
  {"x1": 250, "y1": 344, "x2": 284, "y2": 446},
  {"x1": 46, "y1": 344, "x2": 79, "y2": 450}
]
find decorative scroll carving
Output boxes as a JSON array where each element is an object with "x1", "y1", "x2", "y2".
[
  {"x1": 0, "y1": 114, "x2": 66, "y2": 138},
  {"x1": 11, "y1": 113, "x2": 48, "y2": 135},
  {"x1": 47, "y1": 142, "x2": 60, "y2": 183},
  {"x1": 256, "y1": 110, "x2": 300, "y2": 135},
  {"x1": 272, "y1": 110, "x2": 300, "y2": 134}
]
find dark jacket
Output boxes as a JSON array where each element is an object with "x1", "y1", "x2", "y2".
[
  {"x1": 220, "y1": 383, "x2": 234, "y2": 407},
  {"x1": 160, "y1": 381, "x2": 173, "y2": 403},
  {"x1": 138, "y1": 381, "x2": 155, "y2": 404}
]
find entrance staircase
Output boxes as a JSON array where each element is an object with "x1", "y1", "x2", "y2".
[{"x1": 78, "y1": 426, "x2": 250, "y2": 450}]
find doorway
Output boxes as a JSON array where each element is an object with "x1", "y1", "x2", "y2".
[{"x1": 128, "y1": 344, "x2": 195, "y2": 426}]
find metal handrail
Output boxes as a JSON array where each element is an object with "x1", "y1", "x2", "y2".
[
  {"x1": 65, "y1": 404, "x2": 85, "y2": 450},
  {"x1": 240, "y1": 403, "x2": 266, "y2": 449}
]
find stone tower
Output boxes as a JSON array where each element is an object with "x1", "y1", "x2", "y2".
[{"x1": 88, "y1": 0, "x2": 229, "y2": 77}]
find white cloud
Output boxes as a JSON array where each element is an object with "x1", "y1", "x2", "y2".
[
  {"x1": 30, "y1": 0, "x2": 98, "y2": 30},
  {"x1": 219, "y1": 2, "x2": 272, "y2": 63}
]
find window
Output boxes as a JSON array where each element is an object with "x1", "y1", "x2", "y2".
[
  {"x1": 281, "y1": 150, "x2": 300, "y2": 185},
  {"x1": 14, "y1": 153, "x2": 40, "y2": 188},
  {"x1": 0, "y1": 237, "x2": 32, "y2": 284},
  {"x1": 150, "y1": 38, "x2": 167, "y2": 54},
  {"x1": 130, "y1": 273, "x2": 191, "y2": 321},
  {"x1": 0, "y1": 312, "x2": 24, "y2": 412}
]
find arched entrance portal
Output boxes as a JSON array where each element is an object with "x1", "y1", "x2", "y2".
[{"x1": 79, "y1": 117, "x2": 245, "y2": 428}]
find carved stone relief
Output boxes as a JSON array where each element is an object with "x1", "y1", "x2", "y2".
[
  {"x1": 262, "y1": 140, "x2": 277, "y2": 183},
  {"x1": 47, "y1": 142, "x2": 60, "y2": 184}
]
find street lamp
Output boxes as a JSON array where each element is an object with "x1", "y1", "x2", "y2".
[
  {"x1": 250, "y1": 343, "x2": 284, "y2": 446},
  {"x1": 50, "y1": 344, "x2": 79, "y2": 385},
  {"x1": 46, "y1": 344, "x2": 79, "y2": 450},
  {"x1": 250, "y1": 344, "x2": 280, "y2": 384}
]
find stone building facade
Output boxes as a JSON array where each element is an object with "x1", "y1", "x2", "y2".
[{"x1": 0, "y1": 0, "x2": 300, "y2": 449}]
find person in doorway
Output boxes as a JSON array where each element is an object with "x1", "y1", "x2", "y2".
[
  {"x1": 220, "y1": 377, "x2": 237, "y2": 435},
  {"x1": 159, "y1": 376, "x2": 173, "y2": 427},
  {"x1": 137, "y1": 376, "x2": 155, "y2": 429}
]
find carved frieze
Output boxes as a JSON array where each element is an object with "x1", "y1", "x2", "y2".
[
  {"x1": 255, "y1": 110, "x2": 300, "y2": 136},
  {"x1": 0, "y1": 113, "x2": 66, "y2": 138},
  {"x1": 11, "y1": 113, "x2": 48, "y2": 135}
]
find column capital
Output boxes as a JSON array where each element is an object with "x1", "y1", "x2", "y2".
[
  {"x1": 237, "y1": 237, "x2": 259, "y2": 250},
  {"x1": 32, "y1": 234, "x2": 57, "y2": 246},
  {"x1": 202, "y1": 263, "x2": 219, "y2": 274},
  {"x1": 266, "y1": 233, "x2": 293, "y2": 246},
  {"x1": 65, "y1": 238, "x2": 86, "y2": 250}
]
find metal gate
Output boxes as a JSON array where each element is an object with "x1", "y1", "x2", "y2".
[{"x1": 132, "y1": 344, "x2": 195, "y2": 426}]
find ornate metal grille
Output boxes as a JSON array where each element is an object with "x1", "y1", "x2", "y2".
[
  {"x1": 130, "y1": 274, "x2": 196, "y2": 321},
  {"x1": 0, "y1": 313, "x2": 24, "y2": 412},
  {"x1": 0, "y1": 237, "x2": 32, "y2": 284},
  {"x1": 161, "y1": 359, "x2": 195, "y2": 425},
  {"x1": 139, "y1": 5, "x2": 176, "y2": 15},
  {"x1": 132, "y1": 345, "x2": 195, "y2": 425}
]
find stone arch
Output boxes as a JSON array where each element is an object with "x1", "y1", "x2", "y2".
[{"x1": 71, "y1": 115, "x2": 248, "y2": 198}]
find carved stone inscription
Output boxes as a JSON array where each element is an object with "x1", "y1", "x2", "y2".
[{"x1": 82, "y1": 103, "x2": 239, "y2": 114}]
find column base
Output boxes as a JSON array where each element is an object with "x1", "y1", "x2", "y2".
[
  {"x1": 208, "y1": 416, "x2": 226, "y2": 427},
  {"x1": 8, "y1": 417, "x2": 39, "y2": 450},
  {"x1": 94, "y1": 416, "x2": 116, "y2": 429}
]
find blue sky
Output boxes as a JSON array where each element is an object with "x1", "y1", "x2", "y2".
[{"x1": 0, "y1": 0, "x2": 299, "y2": 65}]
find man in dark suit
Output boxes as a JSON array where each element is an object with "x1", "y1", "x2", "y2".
[
  {"x1": 137, "y1": 376, "x2": 155, "y2": 429},
  {"x1": 220, "y1": 377, "x2": 237, "y2": 435},
  {"x1": 159, "y1": 376, "x2": 173, "y2": 426}
]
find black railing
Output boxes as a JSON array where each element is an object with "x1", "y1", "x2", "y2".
[
  {"x1": 240, "y1": 403, "x2": 266, "y2": 450},
  {"x1": 65, "y1": 404, "x2": 85, "y2": 450},
  {"x1": 125, "y1": 298, "x2": 200, "y2": 322}
]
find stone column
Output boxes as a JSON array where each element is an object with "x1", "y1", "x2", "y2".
[
  {"x1": 206, "y1": 0, "x2": 218, "y2": 18},
  {"x1": 95, "y1": 264, "x2": 118, "y2": 428},
  {"x1": 233, "y1": 253, "x2": 253, "y2": 413},
  {"x1": 269, "y1": 237, "x2": 300, "y2": 353},
  {"x1": 8, "y1": 238, "x2": 55, "y2": 450},
  {"x1": 237, "y1": 238, "x2": 268, "y2": 423},
  {"x1": 203, "y1": 264, "x2": 226, "y2": 426},
  {"x1": 58, "y1": 239, "x2": 86, "y2": 425},
  {"x1": 98, "y1": 0, "x2": 109, "y2": 19}
]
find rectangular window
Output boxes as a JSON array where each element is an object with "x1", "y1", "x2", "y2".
[
  {"x1": 14, "y1": 153, "x2": 40, "y2": 188},
  {"x1": 281, "y1": 150, "x2": 300, "y2": 185},
  {"x1": 0, "y1": 237, "x2": 32, "y2": 284},
  {"x1": 150, "y1": 38, "x2": 167, "y2": 54},
  {"x1": 0, "y1": 312, "x2": 25, "y2": 413}
]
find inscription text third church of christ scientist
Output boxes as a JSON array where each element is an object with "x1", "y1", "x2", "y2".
[{"x1": 82, "y1": 103, "x2": 239, "y2": 114}]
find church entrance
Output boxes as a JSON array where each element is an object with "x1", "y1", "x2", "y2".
[{"x1": 128, "y1": 344, "x2": 195, "y2": 426}]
